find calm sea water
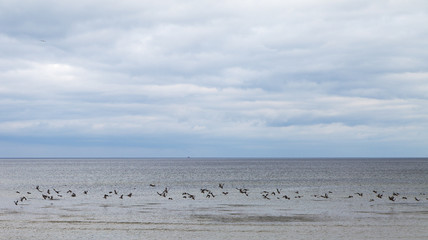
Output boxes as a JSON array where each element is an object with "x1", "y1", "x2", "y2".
[{"x1": 1, "y1": 158, "x2": 428, "y2": 239}]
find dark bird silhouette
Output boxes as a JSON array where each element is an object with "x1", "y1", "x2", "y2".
[
  {"x1": 83, "y1": 190, "x2": 88, "y2": 195},
  {"x1": 149, "y1": 184, "x2": 156, "y2": 187},
  {"x1": 71, "y1": 193, "x2": 76, "y2": 197},
  {"x1": 262, "y1": 193, "x2": 270, "y2": 200},
  {"x1": 388, "y1": 196, "x2": 395, "y2": 201},
  {"x1": 119, "y1": 194, "x2": 123, "y2": 199},
  {"x1": 182, "y1": 193, "x2": 196, "y2": 200},
  {"x1": 222, "y1": 192, "x2": 229, "y2": 195},
  {"x1": 104, "y1": 194, "x2": 108, "y2": 199},
  {"x1": 415, "y1": 197, "x2": 420, "y2": 201},
  {"x1": 14, "y1": 201, "x2": 18, "y2": 205},
  {"x1": 127, "y1": 193, "x2": 132, "y2": 197},
  {"x1": 237, "y1": 188, "x2": 249, "y2": 196},
  {"x1": 219, "y1": 183, "x2": 224, "y2": 189}
]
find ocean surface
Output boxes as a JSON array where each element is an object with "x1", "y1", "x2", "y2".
[{"x1": 1, "y1": 158, "x2": 428, "y2": 239}]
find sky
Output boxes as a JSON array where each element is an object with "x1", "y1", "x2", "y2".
[{"x1": 1, "y1": 0, "x2": 428, "y2": 158}]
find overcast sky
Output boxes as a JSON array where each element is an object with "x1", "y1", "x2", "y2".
[{"x1": 1, "y1": 0, "x2": 428, "y2": 157}]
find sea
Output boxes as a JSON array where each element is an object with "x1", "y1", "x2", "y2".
[{"x1": 1, "y1": 158, "x2": 428, "y2": 240}]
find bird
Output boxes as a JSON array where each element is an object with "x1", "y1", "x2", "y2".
[
  {"x1": 320, "y1": 193, "x2": 329, "y2": 199},
  {"x1": 127, "y1": 193, "x2": 132, "y2": 197},
  {"x1": 219, "y1": 183, "x2": 224, "y2": 189},
  {"x1": 262, "y1": 193, "x2": 270, "y2": 200},
  {"x1": 103, "y1": 194, "x2": 108, "y2": 199},
  {"x1": 71, "y1": 193, "x2": 76, "y2": 197},
  {"x1": 388, "y1": 196, "x2": 395, "y2": 201},
  {"x1": 14, "y1": 201, "x2": 18, "y2": 205},
  {"x1": 282, "y1": 195, "x2": 290, "y2": 200},
  {"x1": 415, "y1": 197, "x2": 420, "y2": 202},
  {"x1": 83, "y1": 190, "x2": 88, "y2": 195},
  {"x1": 237, "y1": 188, "x2": 249, "y2": 196}
]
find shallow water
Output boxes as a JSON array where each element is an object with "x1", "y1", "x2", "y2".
[{"x1": 1, "y1": 158, "x2": 428, "y2": 239}]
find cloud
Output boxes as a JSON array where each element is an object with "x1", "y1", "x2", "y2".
[{"x1": 1, "y1": 0, "x2": 428, "y2": 157}]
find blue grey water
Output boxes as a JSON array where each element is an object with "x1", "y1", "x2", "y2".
[{"x1": 1, "y1": 158, "x2": 428, "y2": 239}]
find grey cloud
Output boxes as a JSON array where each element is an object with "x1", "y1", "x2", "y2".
[{"x1": 1, "y1": 0, "x2": 428, "y2": 156}]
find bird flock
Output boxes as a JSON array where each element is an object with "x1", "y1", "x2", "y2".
[{"x1": 13, "y1": 183, "x2": 427, "y2": 206}]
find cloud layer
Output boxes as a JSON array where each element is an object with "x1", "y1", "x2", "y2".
[{"x1": 1, "y1": 0, "x2": 428, "y2": 157}]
